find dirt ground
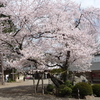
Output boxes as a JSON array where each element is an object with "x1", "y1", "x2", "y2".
[
  {"x1": 0, "y1": 79, "x2": 99, "y2": 100},
  {"x1": 0, "y1": 80, "x2": 70, "y2": 100},
  {"x1": 0, "y1": 85, "x2": 71, "y2": 100}
]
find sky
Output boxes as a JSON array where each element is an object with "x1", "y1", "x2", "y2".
[{"x1": 72, "y1": 0, "x2": 100, "y2": 8}]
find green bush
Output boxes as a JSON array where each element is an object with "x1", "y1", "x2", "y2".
[
  {"x1": 60, "y1": 71, "x2": 72, "y2": 82},
  {"x1": 92, "y1": 84, "x2": 100, "y2": 97},
  {"x1": 64, "y1": 80, "x2": 73, "y2": 89},
  {"x1": 73, "y1": 82, "x2": 93, "y2": 98},
  {"x1": 8, "y1": 78, "x2": 15, "y2": 82},
  {"x1": 58, "y1": 84, "x2": 72, "y2": 97},
  {"x1": 46, "y1": 84, "x2": 54, "y2": 92},
  {"x1": 50, "y1": 68, "x2": 63, "y2": 74},
  {"x1": 87, "y1": 81, "x2": 91, "y2": 85}
]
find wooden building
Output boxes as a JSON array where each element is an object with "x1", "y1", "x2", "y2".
[
  {"x1": 87, "y1": 55, "x2": 100, "y2": 83},
  {"x1": 69, "y1": 54, "x2": 100, "y2": 83}
]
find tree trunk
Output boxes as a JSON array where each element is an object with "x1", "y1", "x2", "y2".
[
  {"x1": 48, "y1": 73, "x2": 64, "y2": 88},
  {"x1": 36, "y1": 73, "x2": 42, "y2": 92},
  {"x1": 2, "y1": 70, "x2": 4, "y2": 85},
  {"x1": 0, "y1": 53, "x2": 4, "y2": 85},
  {"x1": 41, "y1": 73, "x2": 44, "y2": 95},
  {"x1": 32, "y1": 75, "x2": 36, "y2": 93},
  {"x1": 12, "y1": 69, "x2": 14, "y2": 81},
  {"x1": 36, "y1": 77, "x2": 40, "y2": 91},
  {"x1": 66, "y1": 70, "x2": 69, "y2": 81},
  {"x1": 63, "y1": 51, "x2": 70, "y2": 82},
  {"x1": 72, "y1": 72, "x2": 75, "y2": 85}
]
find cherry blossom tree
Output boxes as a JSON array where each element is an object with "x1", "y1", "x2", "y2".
[{"x1": 0, "y1": 0, "x2": 100, "y2": 76}]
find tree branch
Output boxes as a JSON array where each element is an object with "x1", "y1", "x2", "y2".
[{"x1": 75, "y1": 14, "x2": 83, "y2": 28}]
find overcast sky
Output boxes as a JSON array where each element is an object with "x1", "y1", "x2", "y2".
[{"x1": 72, "y1": 0, "x2": 100, "y2": 8}]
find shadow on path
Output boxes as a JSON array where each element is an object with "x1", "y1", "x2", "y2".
[
  {"x1": 0, "y1": 85, "x2": 72, "y2": 100},
  {"x1": 0, "y1": 85, "x2": 46, "y2": 98}
]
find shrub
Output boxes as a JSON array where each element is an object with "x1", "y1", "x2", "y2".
[
  {"x1": 46, "y1": 84, "x2": 54, "y2": 92},
  {"x1": 64, "y1": 80, "x2": 71, "y2": 86},
  {"x1": 72, "y1": 82, "x2": 93, "y2": 98},
  {"x1": 50, "y1": 68, "x2": 63, "y2": 74},
  {"x1": 8, "y1": 78, "x2": 15, "y2": 82},
  {"x1": 64, "y1": 80, "x2": 73, "y2": 89},
  {"x1": 87, "y1": 81, "x2": 91, "y2": 85},
  {"x1": 92, "y1": 84, "x2": 100, "y2": 97},
  {"x1": 58, "y1": 84, "x2": 72, "y2": 97},
  {"x1": 60, "y1": 71, "x2": 72, "y2": 82}
]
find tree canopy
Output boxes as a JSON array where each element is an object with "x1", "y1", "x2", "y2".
[{"x1": 0, "y1": 0, "x2": 100, "y2": 72}]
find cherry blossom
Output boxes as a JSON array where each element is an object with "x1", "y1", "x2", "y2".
[{"x1": 0, "y1": 0, "x2": 99, "y2": 72}]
